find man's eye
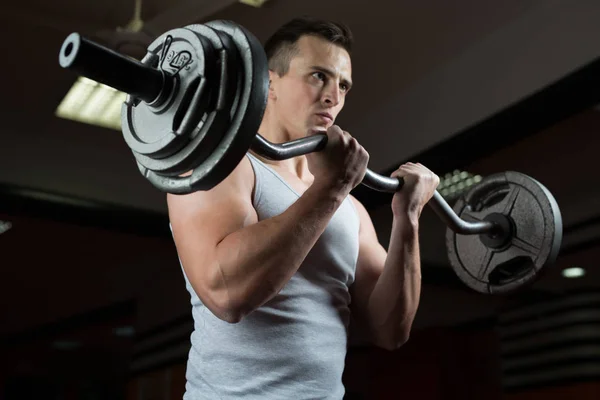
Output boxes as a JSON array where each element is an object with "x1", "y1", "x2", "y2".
[{"x1": 313, "y1": 72, "x2": 326, "y2": 80}]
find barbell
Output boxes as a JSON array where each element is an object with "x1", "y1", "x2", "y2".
[{"x1": 57, "y1": 20, "x2": 563, "y2": 294}]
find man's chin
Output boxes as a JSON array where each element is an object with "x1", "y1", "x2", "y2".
[{"x1": 307, "y1": 126, "x2": 328, "y2": 136}]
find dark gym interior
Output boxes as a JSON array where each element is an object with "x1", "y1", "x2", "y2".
[{"x1": 1, "y1": 1, "x2": 599, "y2": 399}]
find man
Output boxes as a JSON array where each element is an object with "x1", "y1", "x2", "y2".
[{"x1": 167, "y1": 16, "x2": 440, "y2": 399}]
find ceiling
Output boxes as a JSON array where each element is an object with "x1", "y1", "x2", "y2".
[{"x1": 1, "y1": 0, "x2": 600, "y2": 360}]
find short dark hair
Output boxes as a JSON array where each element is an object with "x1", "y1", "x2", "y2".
[{"x1": 264, "y1": 16, "x2": 353, "y2": 76}]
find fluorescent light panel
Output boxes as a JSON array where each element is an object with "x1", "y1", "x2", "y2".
[
  {"x1": 562, "y1": 267, "x2": 585, "y2": 279},
  {"x1": 438, "y1": 170, "x2": 483, "y2": 199},
  {"x1": 0, "y1": 220, "x2": 12, "y2": 235},
  {"x1": 113, "y1": 326, "x2": 136, "y2": 337},
  {"x1": 55, "y1": 77, "x2": 126, "y2": 130},
  {"x1": 239, "y1": 0, "x2": 270, "y2": 6}
]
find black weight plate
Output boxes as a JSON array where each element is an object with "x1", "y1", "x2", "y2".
[
  {"x1": 446, "y1": 171, "x2": 562, "y2": 294},
  {"x1": 122, "y1": 28, "x2": 215, "y2": 161},
  {"x1": 140, "y1": 20, "x2": 269, "y2": 193},
  {"x1": 133, "y1": 23, "x2": 236, "y2": 176},
  {"x1": 188, "y1": 20, "x2": 269, "y2": 191}
]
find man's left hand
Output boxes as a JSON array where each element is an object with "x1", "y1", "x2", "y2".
[{"x1": 390, "y1": 162, "x2": 440, "y2": 219}]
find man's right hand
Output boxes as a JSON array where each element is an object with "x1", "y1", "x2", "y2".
[{"x1": 306, "y1": 125, "x2": 369, "y2": 193}]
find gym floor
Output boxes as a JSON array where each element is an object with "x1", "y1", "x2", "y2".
[{"x1": 1, "y1": 1, "x2": 600, "y2": 399}]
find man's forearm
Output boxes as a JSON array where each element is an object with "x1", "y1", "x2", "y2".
[
  {"x1": 366, "y1": 213, "x2": 421, "y2": 349},
  {"x1": 213, "y1": 182, "x2": 346, "y2": 321}
]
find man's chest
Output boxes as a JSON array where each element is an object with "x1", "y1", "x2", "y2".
[{"x1": 268, "y1": 166, "x2": 314, "y2": 195}]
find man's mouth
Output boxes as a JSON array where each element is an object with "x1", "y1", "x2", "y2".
[{"x1": 316, "y1": 112, "x2": 333, "y2": 122}]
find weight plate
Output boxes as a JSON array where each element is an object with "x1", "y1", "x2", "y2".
[
  {"x1": 188, "y1": 20, "x2": 269, "y2": 191},
  {"x1": 140, "y1": 20, "x2": 269, "y2": 193},
  {"x1": 446, "y1": 171, "x2": 563, "y2": 294},
  {"x1": 133, "y1": 23, "x2": 236, "y2": 176},
  {"x1": 122, "y1": 27, "x2": 215, "y2": 161}
]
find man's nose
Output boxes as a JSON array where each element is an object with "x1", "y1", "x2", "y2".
[{"x1": 321, "y1": 84, "x2": 341, "y2": 107}]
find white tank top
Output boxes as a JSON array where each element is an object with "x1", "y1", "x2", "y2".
[{"x1": 179, "y1": 153, "x2": 361, "y2": 399}]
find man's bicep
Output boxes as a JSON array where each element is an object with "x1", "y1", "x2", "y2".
[{"x1": 167, "y1": 158, "x2": 258, "y2": 295}]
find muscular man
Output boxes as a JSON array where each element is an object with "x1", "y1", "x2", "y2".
[{"x1": 168, "y1": 16, "x2": 439, "y2": 399}]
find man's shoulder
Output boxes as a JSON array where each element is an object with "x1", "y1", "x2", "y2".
[{"x1": 167, "y1": 155, "x2": 256, "y2": 212}]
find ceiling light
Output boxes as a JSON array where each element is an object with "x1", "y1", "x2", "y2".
[
  {"x1": 113, "y1": 326, "x2": 136, "y2": 337},
  {"x1": 239, "y1": 0, "x2": 270, "y2": 6},
  {"x1": 561, "y1": 267, "x2": 586, "y2": 279},
  {"x1": 0, "y1": 220, "x2": 12, "y2": 235},
  {"x1": 55, "y1": 76, "x2": 127, "y2": 130},
  {"x1": 438, "y1": 170, "x2": 483, "y2": 200}
]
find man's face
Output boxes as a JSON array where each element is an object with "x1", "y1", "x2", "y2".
[{"x1": 269, "y1": 35, "x2": 353, "y2": 137}]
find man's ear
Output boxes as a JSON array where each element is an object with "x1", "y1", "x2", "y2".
[{"x1": 268, "y1": 70, "x2": 278, "y2": 100}]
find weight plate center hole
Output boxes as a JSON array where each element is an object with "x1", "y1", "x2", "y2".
[
  {"x1": 480, "y1": 212, "x2": 514, "y2": 250},
  {"x1": 64, "y1": 42, "x2": 73, "y2": 57}
]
